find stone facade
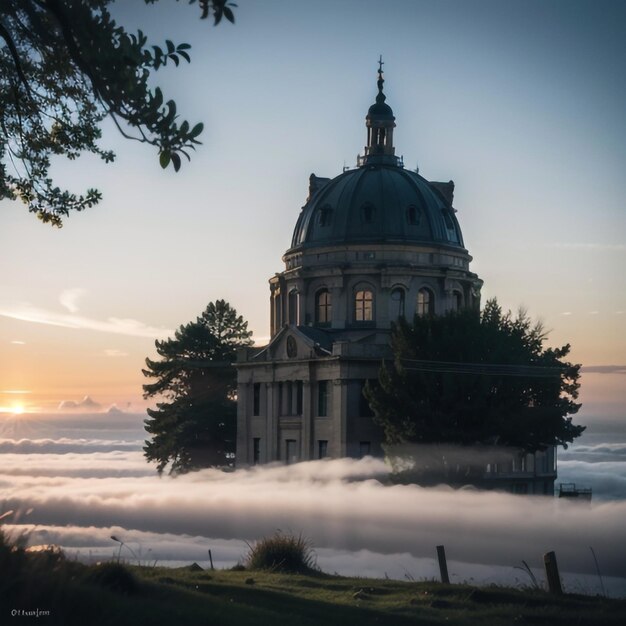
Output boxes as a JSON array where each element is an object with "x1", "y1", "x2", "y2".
[{"x1": 235, "y1": 65, "x2": 557, "y2": 494}]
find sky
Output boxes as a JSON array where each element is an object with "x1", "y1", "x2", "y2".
[{"x1": 1, "y1": 0, "x2": 625, "y2": 415}]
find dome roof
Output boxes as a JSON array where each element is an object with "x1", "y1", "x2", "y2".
[
  {"x1": 367, "y1": 100, "x2": 394, "y2": 120},
  {"x1": 289, "y1": 164, "x2": 465, "y2": 251}
]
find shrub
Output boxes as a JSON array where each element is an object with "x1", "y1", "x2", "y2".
[
  {"x1": 245, "y1": 532, "x2": 318, "y2": 574},
  {"x1": 82, "y1": 562, "x2": 138, "y2": 595}
]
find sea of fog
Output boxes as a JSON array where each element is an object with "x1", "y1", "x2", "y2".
[{"x1": 1, "y1": 410, "x2": 625, "y2": 597}]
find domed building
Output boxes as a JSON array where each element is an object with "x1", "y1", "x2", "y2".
[
  {"x1": 235, "y1": 66, "x2": 557, "y2": 494},
  {"x1": 236, "y1": 64, "x2": 482, "y2": 464}
]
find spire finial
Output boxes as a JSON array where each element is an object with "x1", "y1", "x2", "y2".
[{"x1": 376, "y1": 55, "x2": 385, "y2": 103}]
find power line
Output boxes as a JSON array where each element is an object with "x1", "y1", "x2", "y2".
[{"x1": 399, "y1": 359, "x2": 567, "y2": 378}]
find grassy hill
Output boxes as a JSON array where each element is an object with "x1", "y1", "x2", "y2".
[{"x1": 2, "y1": 559, "x2": 625, "y2": 626}]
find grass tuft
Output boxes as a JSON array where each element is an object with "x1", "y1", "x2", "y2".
[
  {"x1": 245, "y1": 531, "x2": 318, "y2": 574},
  {"x1": 83, "y1": 562, "x2": 138, "y2": 595}
]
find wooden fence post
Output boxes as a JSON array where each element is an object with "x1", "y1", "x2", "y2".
[
  {"x1": 436, "y1": 545, "x2": 450, "y2": 584},
  {"x1": 208, "y1": 549, "x2": 214, "y2": 571},
  {"x1": 543, "y1": 551, "x2": 562, "y2": 594}
]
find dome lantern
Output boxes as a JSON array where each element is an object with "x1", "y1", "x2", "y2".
[{"x1": 362, "y1": 56, "x2": 398, "y2": 166}]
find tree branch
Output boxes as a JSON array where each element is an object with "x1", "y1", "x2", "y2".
[{"x1": 0, "y1": 19, "x2": 33, "y2": 96}]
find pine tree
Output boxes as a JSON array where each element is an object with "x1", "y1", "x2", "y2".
[
  {"x1": 143, "y1": 300, "x2": 252, "y2": 474},
  {"x1": 364, "y1": 299, "x2": 585, "y2": 484}
]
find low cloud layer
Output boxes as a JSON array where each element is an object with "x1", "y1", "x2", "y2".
[
  {"x1": 1, "y1": 413, "x2": 624, "y2": 591},
  {"x1": 0, "y1": 438, "x2": 143, "y2": 454},
  {"x1": 1, "y1": 456, "x2": 625, "y2": 579}
]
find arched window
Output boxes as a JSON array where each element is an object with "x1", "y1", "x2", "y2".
[
  {"x1": 416, "y1": 288, "x2": 434, "y2": 317},
  {"x1": 390, "y1": 288, "x2": 405, "y2": 319},
  {"x1": 315, "y1": 289, "x2": 332, "y2": 324},
  {"x1": 355, "y1": 289, "x2": 374, "y2": 321}
]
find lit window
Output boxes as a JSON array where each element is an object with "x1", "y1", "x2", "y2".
[
  {"x1": 355, "y1": 289, "x2": 374, "y2": 321},
  {"x1": 316, "y1": 289, "x2": 332, "y2": 324},
  {"x1": 390, "y1": 288, "x2": 405, "y2": 318},
  {"x1": 416, "y1": 288, "x2": 434, "y2": 316}
]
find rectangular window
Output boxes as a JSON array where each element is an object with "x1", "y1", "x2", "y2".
[
  {"x1": 359, "y1": 441, "x2": 371, "y2": 458},
  {"x1": 318, "y1": 440, "x2": 328, "y2": 459},
  {"x1": 318, "y1": 381, "x2": 328, "y2": 417},
  {"x1": 295, "y1": 381, "x2": 303, "y2": 415},
  {"x1": 286, "y1": 439, "x2": 298, "y2": 465},
  {"x1": 253, "y1": 383, "x2": 260, "y2": 416},
  {"x1": 286, "y1": 381, "x2": 293, "y2": 415},
  {"x1": 252, "y1": 438, "x2": 261, "y2": 465}
]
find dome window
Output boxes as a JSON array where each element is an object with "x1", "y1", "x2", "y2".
[
  {"x1": 442, "y1": 210, "x2": 459, "y2": 243},
  {"x1": 355, "y1": 289, "x2": 374, "y2": 321},
  {"x1": 315, "y1": 289, "x2": 332, "y2": 324},
  {"x1": 317, "y1": 206, "x2": 333, "y2": 227},
  {"x1": 417, "y1": 288, "x2": 434, "y2": 317},
  {"x1": 360, "y1": 203, "x2": 376, "y2": 224},
  {"x1": 406, "y1": 205, "x2": 422, "y2": 226}
]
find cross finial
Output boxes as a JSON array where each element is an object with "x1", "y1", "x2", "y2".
[{"x1": 378, "y1": 55, "x2": 384, "y2": 76}]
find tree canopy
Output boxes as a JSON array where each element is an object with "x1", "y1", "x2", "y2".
[
  {"x1": 364, "y1": 299, "x2": 584, "y2": 481},
  {"x1": 0, "y1": 0, "x2": 236, "y2": 226},
  {"x1": 143, "y1": 299, "x2": 252, "y2": 474}
]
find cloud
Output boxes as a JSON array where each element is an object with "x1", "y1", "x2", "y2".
[
  {"x1": 551, "y1": 243, "x2": 626, "y2": 252},
  {"x1": 581, "y1": 365, "x2": 626, "y2": 374},
  {"x1": 103, "y1": 349, "x2": 128, "y2": 358},
  {"x1": 10, "y1": 340, "x2": 25, "y2": 345},
  {"x1": 0, "y1": 438, "x2": 143, "y2": 454},
  {"x1": 558, "y1": 460, "x2": 626, "y2": 500},
  {"x1": 1, "y1": 455, "x2": 626, "y2": 579},
  {"x1": 59, "y1": 288, "x2": 86, "y2": 314},
  {"x1": 58, "y1": 396, "x2": 101, "y2": 411},
  {"x1": 0, "y1": 303, "x2": 172, "y2": 339},
  {"x1": 1, "y1": 412, "x2": 624, "y2": 591}
]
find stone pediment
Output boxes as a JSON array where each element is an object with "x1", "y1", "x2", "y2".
[{"x1": 253, "y1": 325, "x2": 332, "y2": 362}]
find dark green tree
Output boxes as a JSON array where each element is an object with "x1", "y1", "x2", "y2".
[
  {"x1": 143, "y1": 299, "x2": 252, "y2": 474},
  {"x1": 0, "y1": 0, "x2": 236, "y2": 226},
  {"x1": 364, "y1": 299, "x2": 584, "y2": 483}
]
